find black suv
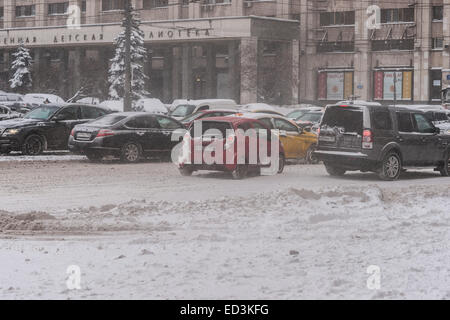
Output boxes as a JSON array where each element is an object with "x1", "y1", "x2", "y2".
[
  {"x1": 314, "y1": 103, "x2": 450, "y2": 180},
  {"x1": 0, "y1": 103, "x2": 112, "y2": 155}
]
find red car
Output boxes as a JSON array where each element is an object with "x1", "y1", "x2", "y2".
[
  {"x1": 180, "y1": 109, "x2": 238, "y2": 128},
  {"x1": 178, "y1": 117, "x2": 285, "y2": 179}
]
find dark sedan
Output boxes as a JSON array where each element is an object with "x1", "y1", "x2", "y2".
[
  {"x1": 0, "y1": 103, "x2": 112, "y2": 155},
  {"x1": 68, "y1": 112, "x2": 184, "y2": 163}
]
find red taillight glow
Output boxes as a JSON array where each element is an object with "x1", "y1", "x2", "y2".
[
  {"x1": 70, "y1": 129, "x2": 75, "y2": 137},
  {"x1": 97, "y1": 129, "x2": 115, "y2": 138},
  {"x1": 362, "y1": 129, "x2": 373, "y2": 149},
  {"x1": 339, "y1": 105, "x2": 350, "y2": 107}
]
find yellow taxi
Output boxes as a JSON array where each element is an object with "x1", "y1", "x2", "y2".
[{"x1": 233, "y1": 113, "x2": 319, "y2": 163}]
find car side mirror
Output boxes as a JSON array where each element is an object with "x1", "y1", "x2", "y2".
[{"x1": 298, "y1": 127, "x2": 303, "y2": 134}]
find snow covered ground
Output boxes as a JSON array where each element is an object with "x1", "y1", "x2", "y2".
[{"x1": 0, "y1": 157, "x2": 449, "y2": 299}]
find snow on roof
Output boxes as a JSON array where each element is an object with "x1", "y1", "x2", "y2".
[
  {"x1": 23, "y1": 93, "x2": 65, "y2": 103},
  {"x1": 241, "y1": 103, "x2": 276, "y2": 111},
  {"x1": 99, "y1": 100, "x2": 124, "y2": 112},
  {"x1": 135, "y1": 98, "x2": 168, "y2": 113}
]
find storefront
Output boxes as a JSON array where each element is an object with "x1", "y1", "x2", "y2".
[
  {"x1": 373, "y1": 68, "x2": 413, "y2": 101},
  {"x1": 317, "y1": 69, "x2": 354, "y2": 101},
  {"x1": 0, "y1": 16, "x2": 299, "y2": 104}
]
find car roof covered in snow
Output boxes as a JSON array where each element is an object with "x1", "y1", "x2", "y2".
[{"x1": 194, "y1": 116, "x2": 267, "y2": 125}]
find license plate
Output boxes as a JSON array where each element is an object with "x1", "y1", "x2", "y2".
[
  {"x1": 319, "y1": 136, "x2": 336, "y2": 142},
  {"x1": 77, "y1": 132, "x2": 91, "y2": 140}
]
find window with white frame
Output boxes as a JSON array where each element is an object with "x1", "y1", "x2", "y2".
[
  {"x1": 102, "y1": 0, "x2": 125, "y2": 11},
  {"x1": 48, "y1": 2, "x2": 69, "y2": 15},
  {"x1": 16, "y1": 5, "x2": 36, "y2": 17}
]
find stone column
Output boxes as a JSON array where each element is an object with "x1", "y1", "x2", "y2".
[
  {"x1": 35, "y1": 1, "x2": 46, "y2": 27},
  {"x1": 442, "y1": 0, "x2": 450, "y2": 90},
  {"x1": 353, "y1": 0, "x2": 371, "y2": 101},
  {"x1": 205, "y1": 44, "x2": 217, "y2": 98},
  {"x1": 228, "y1": 41, "x2": 239, "y2": 102},
  {"x1": 276, "y1": 0, "x2": 290, "y2": 19},
  {"x1": 172, "y1": 47, "x2": 182, "y2": 99},
  {"x1": 299, "y1": 0, "x2": 315, "y2": 101},
  {"x1": 86, "y1": 0, "x2": 102, "y2": 24},
  {"x1": 169, "y1": 0, "x2": 181, "y2": 19},
  {"x1": 231, "y1": 0, "x2": 244, "y2": 16},
  {"x1": 163, "y1": 47, "x2": 173, "y2": 103},
  {"x1": 4, "y1": 0, "x2": 15, "y2": 29},
  {"x1": 414, "y1": 0, "x2": 431, "y2": 102},
  {"x1": 32, "y1": 48, "x2": 42, "y2": 91},
  {"x1": 182, "y1": 44, "x2": 193, "y2": 99},
  {"x1": 68, "y1": 48, "x2": 82, "y2": 96},
  {"x1": 240, "y1": 37, "x2": 258, "y2": 104},
  {"x1": 291, "y1": 40, "x2": 299, "y2": 104},
  {"x1": 188, "y1": 2, "x2": 201, "y2": 19}
]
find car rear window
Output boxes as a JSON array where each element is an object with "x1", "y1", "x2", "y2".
[
  {"x1": 91, "y1": 114, "x2": 127, "y2": 126},
  {"x1": 372, "y1": 111, "x2": 393, "y2": 130},
  {"x1": 190, "y1": 121, "x2": 233, "y2": 138},
  {"x1": 321, "y1": 106, "x2": 363, "y2": 134},
  {"x1": 397, "y1": 112, "x2": 414, "y2": 132}
]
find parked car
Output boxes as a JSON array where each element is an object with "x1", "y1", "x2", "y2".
[
  {"x1": 285, "y1": 107, "x2": 323, "y2": 120},
  {"x1": 294, "y1": 110, "x2": 324, "y2": 132},
  {"x1": 76, "y1": 97, "x2": 101, "y2": 105},
  {"x1": 0, "y1": 103, "x2": 112, "y2": 155},
  {"x1": 421, "y1": 109, "x2": 450, "y2": 135},
  {"x1": 134, "y1": 98, "x2": 168, "y2": 114},
  {"x1": 234, "y1": 112, "x2": 319, "y2": 163},
  {"x1": 0, "y1": 105, "x2": 21, "y2": 121},
  {"x1": 170, "y1": 99, "x2": 237, "y2": 120},
  {"x1": 314, "y1": 103, "x2": 450, "y2": 180},
  {"x1": 69, "y1": 112, "x2": 184, "y2": 162},
  {"x1": 178, "y1": 117, "x2": 285, "y2": 179},
  {"x1": 0, "y1": 93, "x2": 31, "y2": 114},
  {"x1": 180, "y1": 109, "x2": 238, "y2": 128},
  {"x1": 23, "y1": 93, "x2": 65, "y2": 109}
]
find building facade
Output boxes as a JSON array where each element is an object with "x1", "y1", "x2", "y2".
[
  {"x1": 0, "y1": 0, "x2": 449, "y2": 105},
  {"x1": 300, "y1": 0, "x2": 450, "y2": 104},
  {"x1": 0, "y1": 0, "x2": 300, "y2": 104}
]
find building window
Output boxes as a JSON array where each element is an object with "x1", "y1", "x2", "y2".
[
  {"x1": 430, "y1": 69, "x2": 442, "y2": 100},
  {"x1": 82, "y1": 1, "x2": 87, "y2": 12},
  {"x1": 102, "y1": 0, "x2": 125, "y2": 11},
  {"x1": 48, "y1": 2, "x2": 69, "y2": 15},
  {"x1": 16, "y1": 5, "x2": 36, "y2": 17},
  {"x1": 318, "y1": 71, "x2": 354, "y2": 100},
  {"x1": 0, "y1": 7, "x2": 3, "y2": 19},
  {"x1": 432, "y1": 6, "x2": 443, "y2": 21},
  {"x1": 371, "y1": 39, "x2": 414, "y2": 51},
  {"x1": 373, "y1": 70, "x2": 413, "y2": 101},
  {"x1": 432, "y1": 37, "x2": 444, "y2": 50},
  {"x1": 380, "y1": 8, "x2": 414, "y2": 23},
  {"x1": 320, "y1": 11, "x2": 355, "y2": 26},
  {"x1": 317, "y1": 41, "x2": 354, "y2": 53},
  {"x1": 143, "y1": 0, "x2": 169, "y2": 8}
]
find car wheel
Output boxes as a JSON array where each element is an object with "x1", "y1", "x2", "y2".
[
  {"x1": 306, "y1": 145, "x2": 319, "y2": 164},
  {"x1": 378, "y1": 152, "x2": 402, "y2": 181},
  {"x1": 120, "y1": 142, "x2": 141, "y2": 163},
  {"x1": 278, "y1": 153, "x2": 285, "y2": 174},
  {"x1": 22, "y1": 134, "x2": 44, "y2": 156},
  {"x1": 179, "y1": 166, "x2": 194, "y2": 176},
  {"x1": 231, "y1": 165, "x2": 248, "y2": 180},
  {"x1": 85, "y1": 151, "x2": 103, "y2": 162},
  {"x1": 325, "y1": 163, "x2": 346, "y2": 176},
  {"x1": 438, "y1": 151, "x2": 450, "y2": 177}
]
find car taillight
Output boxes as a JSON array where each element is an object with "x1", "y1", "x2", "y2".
[
  {"x1": 70, "y1": 129, "x2": 75, "y2": 137},
  {"x1": 317, "y1": 127, "x2": 321, "y2": 135},
  {"x1": 97, "y1": 129, "x2": 115, "y2": 138},
  {"x1": 362, "y1": 129, "x2": 373, "y2": 149}
]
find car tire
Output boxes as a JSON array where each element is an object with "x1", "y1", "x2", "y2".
[
  {"x1": 378, "y1": 152, "x2": 402, "y2": 181},
  {"x1": 325, "y1": 163, "x2": 346, "y2": 176},
  {"x1": 22, "y1": 134, "x2": 44, "y2": 156},
  {"x1": 179, "y1": 166, "x2": 194, "y2": 176},
  {"x1": 85, "y1": 151, "x2": 103, "y2": 162},
  {"x1": 438, "y1": 151, "x2": 450, "y2": 177},
  {"x1": 278, "y1": 153, "x2": 286, "y2": 174},
  {"x1": 120, "y1": 142, "x2": 142, "y2": 163},
  {"x1": 231, "y1": 165, "x2": 248, "y2": 180},
  {"x1": 305, "y1": 145, "x2": 319, "y2": 164}
]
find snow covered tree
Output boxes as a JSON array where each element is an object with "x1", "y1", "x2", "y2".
[
  {"x1": 9, "y1": 42, "x2": 33, "y2": 92},
  {"x1": 108, "y1": 9, "x2": 148, "y2": 102}
]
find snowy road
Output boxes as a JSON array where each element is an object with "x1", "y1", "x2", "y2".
[{"x1": 0, "y1": 156, "x2": 449, "y2": 299}]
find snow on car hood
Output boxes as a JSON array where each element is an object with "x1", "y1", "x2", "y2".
[{"x1": 0, "y1": 118, "x2": 43, "y2": 129}]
